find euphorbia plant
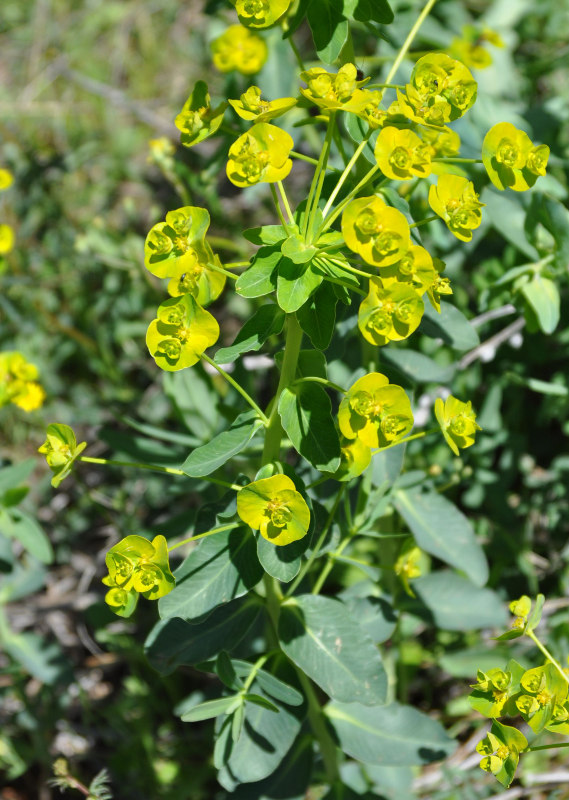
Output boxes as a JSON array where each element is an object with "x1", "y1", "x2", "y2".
[{"x1": 39, "y1": 0, "x2": 562, "y2": 794}]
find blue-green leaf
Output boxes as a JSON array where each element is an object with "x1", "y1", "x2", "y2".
[
  {"x1": 215, "y1": 304, "x2": 285, "y2": 365},
  {"x1": 182, "y1": 410, "x2": 264, "y2": 477},
  {"x1": 278, "y1": 383, "x2": 341, "y2": 472}
]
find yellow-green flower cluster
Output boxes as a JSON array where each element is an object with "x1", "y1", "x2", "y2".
[
  {"x1": 435, "y1": 395, "x2": 481, "y2": 455},
  {"x1": 342, "y1": 195, "x2": 410, "y2": 268},
  {"x1": 358, "y1": 278, "x2": 424, "y2": 347},
  {"x1": 476, "y1": 720, "x2": 527, "y2": 788},
  {"x1": 333, "y1": 436, "x2": 372, "y2": 482},
  {"x1": 146, "y1": 294, "x2": 219, "y2": 372},
  {"x1": 429, "y1": 174, "x2": 484, "y2": 242},
  {"x1": 229, "y1": 86, "x2": 297, "y2": 123},
  {"x1": 395, "y1": 541, "x2": 424, "y2": 597},
  {"x1": 232, "y1": 0, "x2": 291, "y2": 29},
  {"x1": 0, "y1": 351, "x2": 45, "y2": 413},
  {"x1": 482, "y1": 122, "x2": 549, "y2": 192},
  {"x1": 211, "y1": 25, "x2": 267, "y2": 74},
  {"x1": 38, "y1": 423, "x2": 86, "y2": 487},
  {"x1": 300, "y1": 64, "x2": 370, "y2": 113},
  {"x1": 175, "y1": 81, "x2": 226, "y2": 148},
  {"x1": 397, "y1": 53, "x2": 477, "y2": 127},
  {"x1": 237, "y1": 474, "x2": 310, "y2": 546},
  {"x1": 338, "y1": 373, "x2": 413, "y2": 450},
  {"x1": 103, "y1": 534, "x2": 175, "y2": 617},
  {"x1": 227, "y1": 123, "x2": 293, "y2": 188},
  {"x1": 145, "y1": 206, "x2": 225, "y2": 306},
  {"x1": 450, "y1": 26, "x2": 504, "y2": 70},
  {"x1": 374, "y1": 127, "x2": 432, "y2": 181}
]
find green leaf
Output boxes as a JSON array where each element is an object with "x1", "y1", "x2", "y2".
[
  {"x1": 525, "y1": 194, "x2": 569, "y2": 265},
  {"x1": 257, "y1": 535, "x2": 307, "y2": 583},
  {"x1": 216, "y1": 651, "x2": 241, "y2": 690},
  {"x1": 348, "y1": 0, "x2": 393, "y2": 23},
  {"x1": 228, "y1": 734, "x2": 313, "y2": 800},
  {"x1": 0, "y1": 459, "x2": 36, "y2": 497},
  {"x1": 526, "y1": 592, "x2": 545, "y2": 632},
  {"x1": 278, "y1": 384, "x2": 341, "y2": 472},
  {"x1": 297, "y1": 283, "x2": 338, "y2": 350},
  {"x1": 382, "y1": 349, "x2": 455, "y2": 384},
  {"x1": 215, "y1": 304, "x2": 285, "y2": 365},
  {"x1": 243, "y1": 225, "x2": 289, "y2": 246},
  {"x1": 340, "y1": 585, "x2": 398, "y2": 644},
  {"x1": 481, "y1": 188, "x2": 539, "y2": 260},
  {"x1": 281, "y1": 234, "x2": 318, "y2": 264},
  {"x1": 279, "y1": 594, "x2": 387, "y2": 705},
  {"x1": 421, "y1": 302, "x2": 480, "y2": 351},
  {"x1": 244, "y1": 693, "x2": 280, "y2": 713},
  {"x1": 217, "y1": 677, "x2": 307, "y2": 786},
  {"x1": 145, "y1": 596, "x2": 262, "y2": 674},
  {"x1": 394, "y1": 488, "x2": 488, "y2": 587},
  {"x1": 344, "y1": 113, "x2": 376, "y2": 165},
  {"x1": 0, "y1": 509, "x2": 53, "y2": 564},
  {"x1": 277, "y1": 257, "x2": 323, "y2": 313},
  {"x1": 407, "y1": 571, "x2": 508, "y2": 630},
  {"x1": 307, "y1": 0, "x2": 349, "y2": 63},
  {"x1": 325, "y1": 701, "x2": 455, "y2": 765},
  {"x1": 0, "y1": 626, "x2": 68, "y2": 684},
  {"x1": 236, "y1": 247, "x2": 281, "y2": 298},
  {"x1": 520, "y1": 275, "x2": 560, "y2": 334},
  {"x1": 163, "y1": 368, "x2": 220, "y2": 440},
  {"x1": 181, "y1": 410, "x2": 264, "y2": 477},
  {"x1": 159, "y1": 528, "x2": 263, "y2": 621},
  {"x1": 181, "y1": 696, "x2": 240, "y2": 722},
  {"x1": 223, "y1": 659, "x2": 304, "y2": 707}
]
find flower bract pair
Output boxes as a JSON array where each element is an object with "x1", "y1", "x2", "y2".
[
  {"x1": 429, "y1": 174, "x2": 484, "y2": 242},
  {"x1": 229, "y1": 86, "x2": 297, "y2": 124},
  {"x1": 358, "y1": 278, "x2": 424, "y2": 346},
  {"x1": 38, "y1": 423, "x2": 87, "y2": 487},
  {"x1": 400, "y1": 53, "x2": 477, "y2": 126},
  {"x1": 374, "y1": 127, "x2": 432, "y2": 181},
  {"x1": 232, "y1": 0, "x2": 291, "y2": 29},
  {"x1": 300, "y1": 64, "x2": 370, "y2": 113},
  {"x1": 342, "y1": 195, "x2": 410, "y2": 267},
  {"x1": 146, "y1": 294, "x2": 219, "y2": 372},
  {"x1": 435, "y1": 395, "x2": 481, "y2": 455},
  {"x1": 477, "y1": 720, "x2": 527, "y2": 788},
  {"x1": 237, "y1": 474, "x2": 310, "y2": 546},
  {"x1": 103, "y1": 534, "x2": 175, "y2": 617},
  {"x1": 175, "y1": 81, "x2": 226, "y2": 147},
  {"x1": 482, "y1": 122, "x2": 549, "y2": 192},
  {"x1": 338, "y1": 373, "x2": 414, "y2": 449},
  {"x1": 212, "y1": 25, "x2": 267, "y2": 74},
  {"x1": 227, "y1": 123, "x2": 293, "y2": 188}
]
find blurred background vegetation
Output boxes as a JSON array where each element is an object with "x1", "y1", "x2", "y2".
[{"x1": 1, "y1": 0, "x2": 568, "y2": 797}]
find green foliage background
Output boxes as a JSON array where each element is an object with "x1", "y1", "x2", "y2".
[{"x1": 1, "y1": 0, "x2": 569, "y2": 797}]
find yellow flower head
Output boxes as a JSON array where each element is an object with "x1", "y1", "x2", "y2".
[
  {"x1": 428, "y1": 174, "x2": 484, "y2": 242},
  {"x1": 11, "y1": 382, "x2": 46, "y2": 412},
  {"x1": 166, "y1": 251, "x2": 225, "y2": 307},
  {"x1": 229, "y1": 86, "x2": 297, "y2": 124},
  {"x1": 380, "y1": 244, "x2": 436, "y2": 296},
  {"x1": 420, "y1": 126, "x2": 461, "y2": 160},
  {"x1": 300, "y1": 63, "x2": 370, "y2": 113},
  {"x1": 374, "y1": 127, "x2": 432, "y2": 181},
  {"x1": 175, "y1": 81, "x2": 227, "y2": 148},
  {"x1": 211, "y1": 25, "x2": 267, "y2": 74},
  {"x1": 410, "y1": 53, "x2": 477, "y2": 121},
  {"x1": 395, "y1": 540, "x2": 424, "y2": 597},
  {"x1": 333, "y1": 436, "x2": 372, "y2": 482},
  {"x1": 434, "y1": 395, "x2": 481, "y2": 455},
  {"x1": 450, "y1": 26, "x2": 504, "y2": 70},
  {"x1": 477, "y1": 721, "x2": 527, "y2": 788},
  {"x1": 233, "y1": 0, "x2": 291, "y2": 28},
  {"x1": 338, "y1": 373, "x2": 414, "y2": 449},
  {"x1": 145, "y1": 205, "x2": 212, "y2": 277},
  {"x1": 355, "y1": 89, "x2": 387, "y2": 130},
  {"x1": 358, "y1": 278, "x2": 424, "y2": 347},
  {"x1": 0, "y1": 169, "x2": 14, "y2": 192},
  {"x1": 0, "y1": 224, "x2": 15, "y2": 255},
  {"x1": 38, "y1": 423, "x2": 87, "y2": 488},
  {"x1": 482, "y1": 122, "x2": 549, "y2": 192},
  {"x1": 0, "y1": 352, "x2": 45, "y2": 413},
  {"x1": 103, "y1": 534, "x2": 175, "y2": 617},
  {"x1": 237, "y1": 474, "x2": 310, "y2": 546},
  {"x1": 342, "y1": 195, "x2": 410, "y2": 267},
  {"x1": 146, "y1": 294, "x2": 219, "y2": 372},
  {"x1": 227, "y1": 123, "x2": 293, "y2": 188}
]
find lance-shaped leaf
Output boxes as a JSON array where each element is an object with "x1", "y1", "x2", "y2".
[
  {"x1": 182, "y1": 410, "x2": 264, "y2": 477},
  {"x1": 278, "y1": 383, "x2": 341, "y2": 472},
  {"x1": 214, "y1": 304, "x2": 285, "y2": 365}
]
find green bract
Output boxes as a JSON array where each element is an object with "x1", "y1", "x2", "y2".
[
  {"x1": 468, "y1": 661, "x2": 525, "y2": 718},
  {"x1": 426, "y1": 258, "x2": 453, "y2": 312},
  {"x1": 300, "y1": 64, "x2": 370, "y2": 113},
  {"x1": 434, "y1": 395, "x2": 481, "y2": 455},
  {"x1": 358, "y1": 278, "x2": 424, "y2": 346},
  {"x1": 102, "y1": 534, "x2": 175, "y2": 617},
  {"x1": 482, "y1": 122, "x2": 549, "y2": 192},
  {"x1": 144, "y1": 206, "x2": 211, "y2": 278},
  {"x1": 476, "y1": 720, "x2": 527, "y2": 788},
  {"x1": 333, "y1": 436, "x2": 372, "y2": 482},
  {"x1": 236, "y1": 474, "x2": 310, "y2": 546},
  {"x1": 338, "y1": 373, "x2": 414, "y2": 449},
  {"x1": 227, "y1": 123, "x2": 293, "y2": 188},
  {"x1": 229, "y1": 86, "x2": 297, "y2": 123},
  {"x1": 374, "y1": 127, "x2": 432, "y2": 181},
  {"x1": 379, "y1": 244, "x2": 437, "y2": 295},
  {"x1": 342, "y1": 195, "x2": 410, "y2": 267},
  {"x1": 428, "y1": 174, "x2": 484, "y2": 242},
  {"x1": 38, "y1": 423, "x2": 87, "y2": 488},
  {"x1": 232, "y1": 0, "x2": 291, "y2": 29},
  {"x1": 394, "y1": 541, "x2": 423, "y2": 597},
  {"x1": 515, "y1": 663, "x2": 568, "y2": 733},
  {"x1": 146, "y1": 294, "x2": 219, "y2": 371},
  {"x1": 404, "y1": 53, "x2": 477, "y2": 125},
  {"x1": 175, "y1": 81, "x2": 226, "y2": 148}
]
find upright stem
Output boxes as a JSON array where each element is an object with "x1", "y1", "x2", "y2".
[
  {"x1": 168, "y1": 523, "x2": 242, "y2": 552},
  {"x1": 303, "y1": 113, "x2": 336, "y2": 240},
  {"x1": 201, "y1": 354, "x2": 269, "y2": 424},
  {"x1": 295, "y1": 668, "x2": 340, "y2": 781},
  {"x1": 261, "y1": 314, "x2": 304, "y2": 464},
  {"x1": 383, "y1": 0, "x2": 439, "y2": 85},
  {"x1": 527, "y1": 630, "x2": 569, "y2": 686}
]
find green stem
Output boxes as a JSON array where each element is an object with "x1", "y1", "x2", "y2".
[
  {"x1": 312, "y1": 532, "x2": 353, "y2": 595},
  {"x1": 307, "y1": 112, "x2": 336, "y2": 243},
  {"x1": 371, "y1": 429, "x2": 437, "y2": 455},
  {"x1": 261, "y1": 314, "x2": 304, "y2": 464},
  {"x1": 290, "y1": 150, "x2": 341, "y2": 172},
  {"x1": 326, "y1": 257, "x2": 372, "y2": 279},
  {"x1": 277, "y1": 180, "x2": 295, "y2": 224},
  {"x1": 78, "y1": 456, "x2": 241, "y2": 490},
  {"x1": 270, "y1": 183, "x2": 289, "y2": 230},
  {"x1": 292, "y1": 376, "x2": 346, "y2": 394},
  {"x1": 294, "y1": 667, "x2": 339, "y2": 781},
  {"x1": 242, "y1": 651, "x2": 274, "y2": 692},
  {"x1": 366, "y1": 83, "x2": 405, "y2": 90},
  {"x1": 432, "y1": 157, "x2": 482, "y2": 164},
  {"x1": 527, "y1": 630, "x2": 569, "y2": 687},
  {"x1": 527, "y1": 742, "x2": 569, "y2": 752},
  {"x1": 409, "y1": 214, "x2": 438, "y2": 229},
  {"x1": 286, "y1": 32, "x2": 306, "y2": 71},
  {"x1": 168, "y1": 523, "x2": 243, "y2": 552},
  {"x1": 224, "y1": 261, "x2": 250, "y2": 268},
  {"x1": 285, "y1": 485, "x2": 345, "y2": 598},
  {"x1": 201, "y1": 354, "x2": 269, "y2": 424},
  {"x1": 384, "y1": 0, "x2": 439, "y2": 85},
  {"x1": 319, "y1": 142, "x2": 373, "y2": 225},
  {"x1": 316, "y1": 166, "x2": 381, "y2": 239},
  {"x1": 207, "y1": 261, "x2": 238, "y2": 280}
]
